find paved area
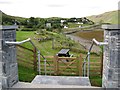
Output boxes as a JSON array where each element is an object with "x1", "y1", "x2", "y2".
[
  {"x1": 12, "y1": 76, "x2": 101, "y2": 88},
  {"x1": 31, "y1": 75, "x2": 91, "y2": 86},
  {"x1": 12, "y1": 82, "x2": 97, "y2": 88}
]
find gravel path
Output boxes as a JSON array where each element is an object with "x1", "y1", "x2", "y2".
[{"x1": 66, "y1": 35, "x2": 101, "y2": 53}]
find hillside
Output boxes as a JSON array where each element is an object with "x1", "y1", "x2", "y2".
[
  {"x1": 87, "y1": 10, "x2": 119, "y2": 24},
  {"x1": 1, "y1": 11, "x2": 26, "y2": 24},
  {"x1": 1, "y1": 10, "x2": 119, "y2": 25}
]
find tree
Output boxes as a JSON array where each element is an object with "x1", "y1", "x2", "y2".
[
  {"x1": 76, "y1": 18, "x2": 82, "y2": 22},
  {"x1": 68, "y1": 17, "x2": 77, "y2": 22},
  {"x1": 24, "y1": 17, "x2": 39, "y2": 28}
]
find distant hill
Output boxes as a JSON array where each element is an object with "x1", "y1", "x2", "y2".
[
  {"x1": 2, "y1": 10, "x2": 119, "y2": 27},
  {"x1": 1, "y1": 12, "x2": 26, "y2": 25},
  {"x1": 87, "y1": 10, "x2": 119, "y2": 24}
]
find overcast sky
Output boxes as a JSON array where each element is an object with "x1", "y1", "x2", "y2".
[{"x1": 0, "y1": 0, "x2": 119, "y2": 18}]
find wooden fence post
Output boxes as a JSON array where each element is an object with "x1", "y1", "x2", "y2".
[
  {"x1": 76, "y1": 57, "x2": 79, "y2": 75},
  {"x1": 54, "y1": 55, "x2": 58, "y2": 75},
  {"x1": 100, "y1": 52, "x2": 103, "y2": 77},
  {"x1": 79, "y1": 54, "x2": 83, "y2": 76},
  {"x1": 52, "y1": 38, "x2": 55, "y2": 49},
  {"x1": 33, "y1": 48, "x2": 37, "y2": 71}
]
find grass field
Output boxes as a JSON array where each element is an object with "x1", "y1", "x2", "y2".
[
  {"x1": 18, "y1": 65, "x2": 38, "y2": 82},
  {"x1": 68, "y1": 23, "x2": 80, "y2": 28}
]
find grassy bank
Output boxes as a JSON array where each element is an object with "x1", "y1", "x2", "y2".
[
  {"x1": 74, "y1": 30, "x2": 104, "y2": 41},
  {"x1": 16, "y1": 31, "x2": 86, "y2": 56}
]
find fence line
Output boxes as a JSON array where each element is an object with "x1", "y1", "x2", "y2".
[
  {"x1": 17, "y1": 45, "x2": 103, "y2": 77},
  {"x1": 17, "y1": 45, "x2": 37, "y2": 71}
]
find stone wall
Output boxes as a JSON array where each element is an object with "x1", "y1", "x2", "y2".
[
  {"x1": 0, "y1": 25, "x2": 18, "y2": 89},
  {"x1": 102, "y1": 25, "x2": 120, "y2": 88}
]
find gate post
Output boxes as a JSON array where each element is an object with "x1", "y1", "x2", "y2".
[
  {"x1": 54, "y1": 55, "x2": 58, "y2": 75},
  {"x1": 0, "y1": 25, "x2": 18, "y2": 89},
  {"x1": 79, "y1": 54, "x2": 83, "y2": 76},
  {"x1": 102, "y1": 25, "x2": 120, "y2": 88}
]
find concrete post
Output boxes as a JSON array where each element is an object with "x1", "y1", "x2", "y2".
[
  {"x1": 0, "y1": 25, "x2": 18, "y2": 89},
  {"x1": 102, "y1": 25, "x2": 120, "y2": 88}
]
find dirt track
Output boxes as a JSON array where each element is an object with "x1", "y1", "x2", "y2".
[{"x1": 66, "y1": 34, "x2": 101, "y2": 53}]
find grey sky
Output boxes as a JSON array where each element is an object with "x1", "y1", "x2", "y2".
[{"x1": 0, "y1": 0, "x2": 119, "y2": 18}]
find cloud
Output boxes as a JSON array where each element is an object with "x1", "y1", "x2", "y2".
[
  {"x1": 47, "y1": 4, "x2": 66, "y2": 8},
  {"x1": 0, "y1": 0, "x2": 119, "y2": 18},
  {"x1": 0, "y1": 1, "x2": 11, "y2": 4}
]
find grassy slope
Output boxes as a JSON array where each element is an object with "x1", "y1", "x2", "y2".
[
  {"x1": 75, "y1": 30, "x2": 104, "y2": 41},
  {"x1": 16, "y1": 31, "x2": 85, "y2": 56},
  {"x1": 87, "y1": 10, "x2": 118, "y2": 24},
  {"x1": 16, "y1": 31, "x2": 58, "y2": 56}
]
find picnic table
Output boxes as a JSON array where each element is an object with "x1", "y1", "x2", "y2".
[
  {"x1": 56, "y1": 49, "x2": 73, "y2": 62},
  {"x1": 57, "y1": 49, "x2": 70, "y2": 57}
]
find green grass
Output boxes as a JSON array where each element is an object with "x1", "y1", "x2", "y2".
[
  {"x1": 16, "y1": 31, "x2": 35, "y2": 49},
  {"x1": 68, "y1": 23, "x2": 93, "y2": 28},
  {"x1": 68, "y1": 23, "x2": 80, "y2": 28},
  {"x1": 16, "y1": 31, "x2": 58, "y2": 55},
  {"x1": 90, "y1": 76, "x2": 102, "y2": 87},
  {"x1": 17, "y1": 31, "x2": 34, "y2": 40},
  {"x1": 18, "y1": 65, "x2": 37, "y2": 82}
]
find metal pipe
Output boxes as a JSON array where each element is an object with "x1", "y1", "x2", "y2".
[
  {"x1": 92, "y1": 38, "x2": 108, "y2": 46},
  {"x1": 38, "y1": 50, "x2": 41, "y2": 75},
  {"x1": 5, "y1": 38, "x2": 31, "y2": 45},
  {"x1": 87, "y1": 42, "x2": 94, "y2": 77},
  {"x1": 83, "y1": 60, "x2": 86, "y2": 77},
  {"x1": 44, "y1": 59, "x2": 47, "y2": 76},
  {"x1": 30, "y1": 39, "x2": 48, "y2": 76},
  {"x1": 83, "y1": 38, "x2": 108, "y2": 77},
  {"x1": 29, "y1": 40, "x2": 39, "y2": 51},
  {"x1": 83, "y1": 42, "x2": 94, "y2": 77},
  {"x1": 87, "y1": 52, "x2": 90, "y2": 77},
  {"x1": 30, "y1": 40, "x2": 49, "y2": 76}
]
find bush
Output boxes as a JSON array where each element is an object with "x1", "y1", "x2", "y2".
[{"x1": 21, "y1": 28, "x2": 34, "y2": 31}]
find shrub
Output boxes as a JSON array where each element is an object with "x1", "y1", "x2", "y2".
[{"x1": 21, "y1": 28, "x2": 34, "y2": 31}]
